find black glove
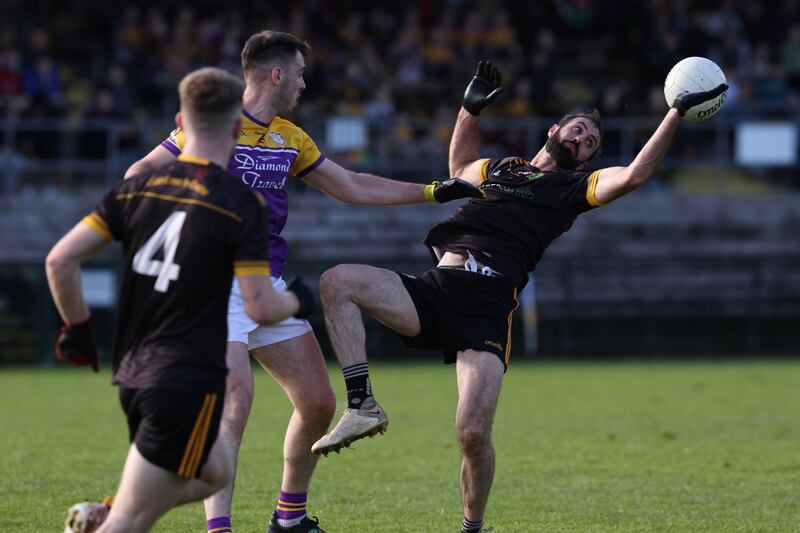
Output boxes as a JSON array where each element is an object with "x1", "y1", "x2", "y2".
[
  {"x1": 424, "y1": 178, "x2": 485, "y2": 203},
  {"x1": 286, "y1": 276, "x2": 315, "y2": 319},
  {"x1": 55, "y1": 318, "x2": 99, "y2": 372},
  {"x1": 671, "y1": 83, "x2": 728, "y2": 117},
  {"x1": 463, "y1": 60, "x2": 504, "y2": 116}
]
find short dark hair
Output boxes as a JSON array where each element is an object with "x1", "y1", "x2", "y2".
[
  {"x1": 558, "y1": 106, "x2": 603, "y2": 161},
  {"x1": 241, "y1": 31, "x2": 310, "y2": 73},
  {"x1": 178, "y1": 67, "x2": 244, "y2": 135}
]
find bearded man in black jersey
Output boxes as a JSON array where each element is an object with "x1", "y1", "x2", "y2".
[{"x1": 310, "y1": 61, "x2": 727, "y2": 533}]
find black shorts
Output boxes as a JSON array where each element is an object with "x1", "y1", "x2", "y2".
[
  {"x1": 398, "y1": 267, "x2": 519, "y2": 369},
  {"x1": 119, "y1": 386, "x2": 224, "y2": 479}
]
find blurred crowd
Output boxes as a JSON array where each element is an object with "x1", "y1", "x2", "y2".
[{"x1": 0, "y1": 0, "x2": 798, "y2": 174}]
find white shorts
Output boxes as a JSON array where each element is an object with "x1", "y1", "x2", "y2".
[{"x1": 227, "y1": 277, "x2": 313, "y2": 349}]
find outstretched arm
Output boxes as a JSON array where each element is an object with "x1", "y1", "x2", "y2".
[
  {"x1": 302, "y1": 159, "x2": 426, "y2": 204},
  {"x1": 593, "y1": 83, "x2": 728, "y2": 204},
  {"x1": 593, "y1": 109, "x2": 682, "y2": 203},
  {"x1": 449, "y1": 108, "x2": 483, "y2": 182},
  {"x1": 302, "y1": 158, "x2": 482, "y2": 205}
]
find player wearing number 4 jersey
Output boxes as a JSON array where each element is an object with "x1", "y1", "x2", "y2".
[{"x1": 47, "y1": 67, "x2": 314, "y2": 533}]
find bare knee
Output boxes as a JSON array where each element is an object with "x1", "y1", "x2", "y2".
[
  {"x1": 320, "y1": 264, "x2": 360, "y2": 307},
  {"x1": 227, "y1": 372, "x2": 254, "y2": 411},
  {"x1": 200, "y1": 441, "x2": 235, "y2": 492},
  {"x1": 203, "y1": 459, "x2": 234, "y2": 495},
  {"x1": 456, "y1": 423, "x2": 492, "y2": 457},
  {"x1": 295, "y1": 385, "x2": 336, "y2": 428}
]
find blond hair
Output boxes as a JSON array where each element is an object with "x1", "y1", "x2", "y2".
[{"x1": 178, "y1": 67, "x2": 244, "y2": 137}]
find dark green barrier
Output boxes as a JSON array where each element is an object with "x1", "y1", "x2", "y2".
[{"x1": 2, "y1": 254, "x2": 798, "y2": 365}]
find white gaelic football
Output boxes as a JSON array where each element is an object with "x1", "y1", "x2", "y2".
[{"x1": 664, "y1": 57, "x2": 727, "y2": 121}]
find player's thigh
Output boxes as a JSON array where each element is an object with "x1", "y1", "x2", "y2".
[
  {"x1": 110, "y1": 444, "x2": 187, "y2": 523},
  {"x1": 251, "y1": 330, "x2": 333, "y2": 406},
  {"x1": 454, "y1": 350, "x2": 505, "y2": 430},
  {"x1": 323, "y1": 264, "x2": 421, "y2": 337}
]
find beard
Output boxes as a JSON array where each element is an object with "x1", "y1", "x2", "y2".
[
  {"x1": 545, "y1": 135, "x2": 581, "y2": 170},
  {"x1": 274, "y1": 86, "x2": 298, "y2": 116}
]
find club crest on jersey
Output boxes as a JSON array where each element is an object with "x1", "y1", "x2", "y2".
[{"x1": 269, "y1": 131, "x2": 285, "y2": 145}]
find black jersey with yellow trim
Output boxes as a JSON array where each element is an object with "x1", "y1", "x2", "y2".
[
  {"x1": 424, "y1": 156, "x2": 604, "y2": 290},
  {"x1": 83, "y1": 155, "x2": 270, "y2": 391}
]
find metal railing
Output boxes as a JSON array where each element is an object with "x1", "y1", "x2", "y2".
[{"x1": 1, "y1": 113, "x2": 797, "y2": 193}]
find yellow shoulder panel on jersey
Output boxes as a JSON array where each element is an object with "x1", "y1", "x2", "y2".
[
  {"x1": 238, "y1": 115, "x2": 322, "y2": 176},
  {"x1": 165, "y1": 127, "x2": 185, "y2": 152}
]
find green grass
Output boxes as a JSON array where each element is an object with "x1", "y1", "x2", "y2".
[{"x1": 1, "y1": 360, "x2": 799, "y2": 532}]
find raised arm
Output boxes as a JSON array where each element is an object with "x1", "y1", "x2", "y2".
[
  {"x1": 593, "y1": 83, "x2": 728, "y2": 204},
  {"x1": 593, "y1": 109, "x2": 681, "y2": 203},
  {"x1": 449, "y1": 109, "x2": 483, "y2": 183},
  {"x1": 301, "y1": 158, "x2": 482, "y2": 205},
  {"x1": 449, "y1": 60, "x2": 504, "y2": 185}
]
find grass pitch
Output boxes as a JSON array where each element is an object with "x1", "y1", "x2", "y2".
[{"x1": 1, "y1": 360, "x2": 799, "y2": 532}]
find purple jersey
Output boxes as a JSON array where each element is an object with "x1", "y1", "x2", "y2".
[{"x1": 161, "y1": 110, "x2": 324, "y2": 276}]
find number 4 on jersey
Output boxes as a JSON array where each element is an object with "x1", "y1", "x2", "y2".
[{"x1": 132, "y1": 211, "x2": 187, "y2": 292}]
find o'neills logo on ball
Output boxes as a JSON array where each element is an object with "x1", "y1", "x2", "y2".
[{"x1": 697, "y1": 91, "x2": 727, "y2": 119}]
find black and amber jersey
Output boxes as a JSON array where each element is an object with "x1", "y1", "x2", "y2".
[
  {"x1": 424, "y1": 157, "x2": 605, "y2": 290},
  {"x1": 82, "y1": 155, "x2": 270, "y2": 391}
]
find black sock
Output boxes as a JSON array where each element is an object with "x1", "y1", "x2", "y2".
[
  {"x1": 342, "y1": 363, "x2": 372, "y2": 408},
  {"x1": 461, "y1": 517, "x2": 483, "y2": 533}
]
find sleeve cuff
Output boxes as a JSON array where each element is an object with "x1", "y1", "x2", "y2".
[
  {"x1": 295, "y1": 155, "x2": 325, "y2": 177},
  {"x1": 160, "y1": 140, "x2": 181, "y2": 157},
  {"x1": 478, "y1": 159, "x2": 491, "y2": 182},
  {"x1": 586, "y1": 169, "x2": 604, "y2": 207},
  {"x1": 234, "y1": 261, "x2": 271, "y2": 277},
  {"x1": 424, "y1": 183, "x2": 437, "y2": 202},
  {"x1": 81, "y1": 213, "x2": 113, "y2": 241}
]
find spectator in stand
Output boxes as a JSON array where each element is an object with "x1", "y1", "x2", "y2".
[
  {"x1": 1, "y1": 1, "x2": 799, "y2": 154},
  {"x1": 0, "y1": 48, "x2": 26, "y2": 115},
  {"x1": 23, "y1": 57, "x2": 62, "y2": 110}
]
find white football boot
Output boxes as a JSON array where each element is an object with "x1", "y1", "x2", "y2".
[
  {"x1": 63, "y1": 497, "x2": 112, "y2": 533},
  {"x1": 311, "y1": 398, "x2": 388, "y2": 456}
]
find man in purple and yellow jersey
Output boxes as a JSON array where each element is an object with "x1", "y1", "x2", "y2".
[
  {"x1": 48, "y1": 67, "x2": 315, "y2": 533},
  {"x1": 125, "y1": 31, "x2": 480, "y2": 533}
]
